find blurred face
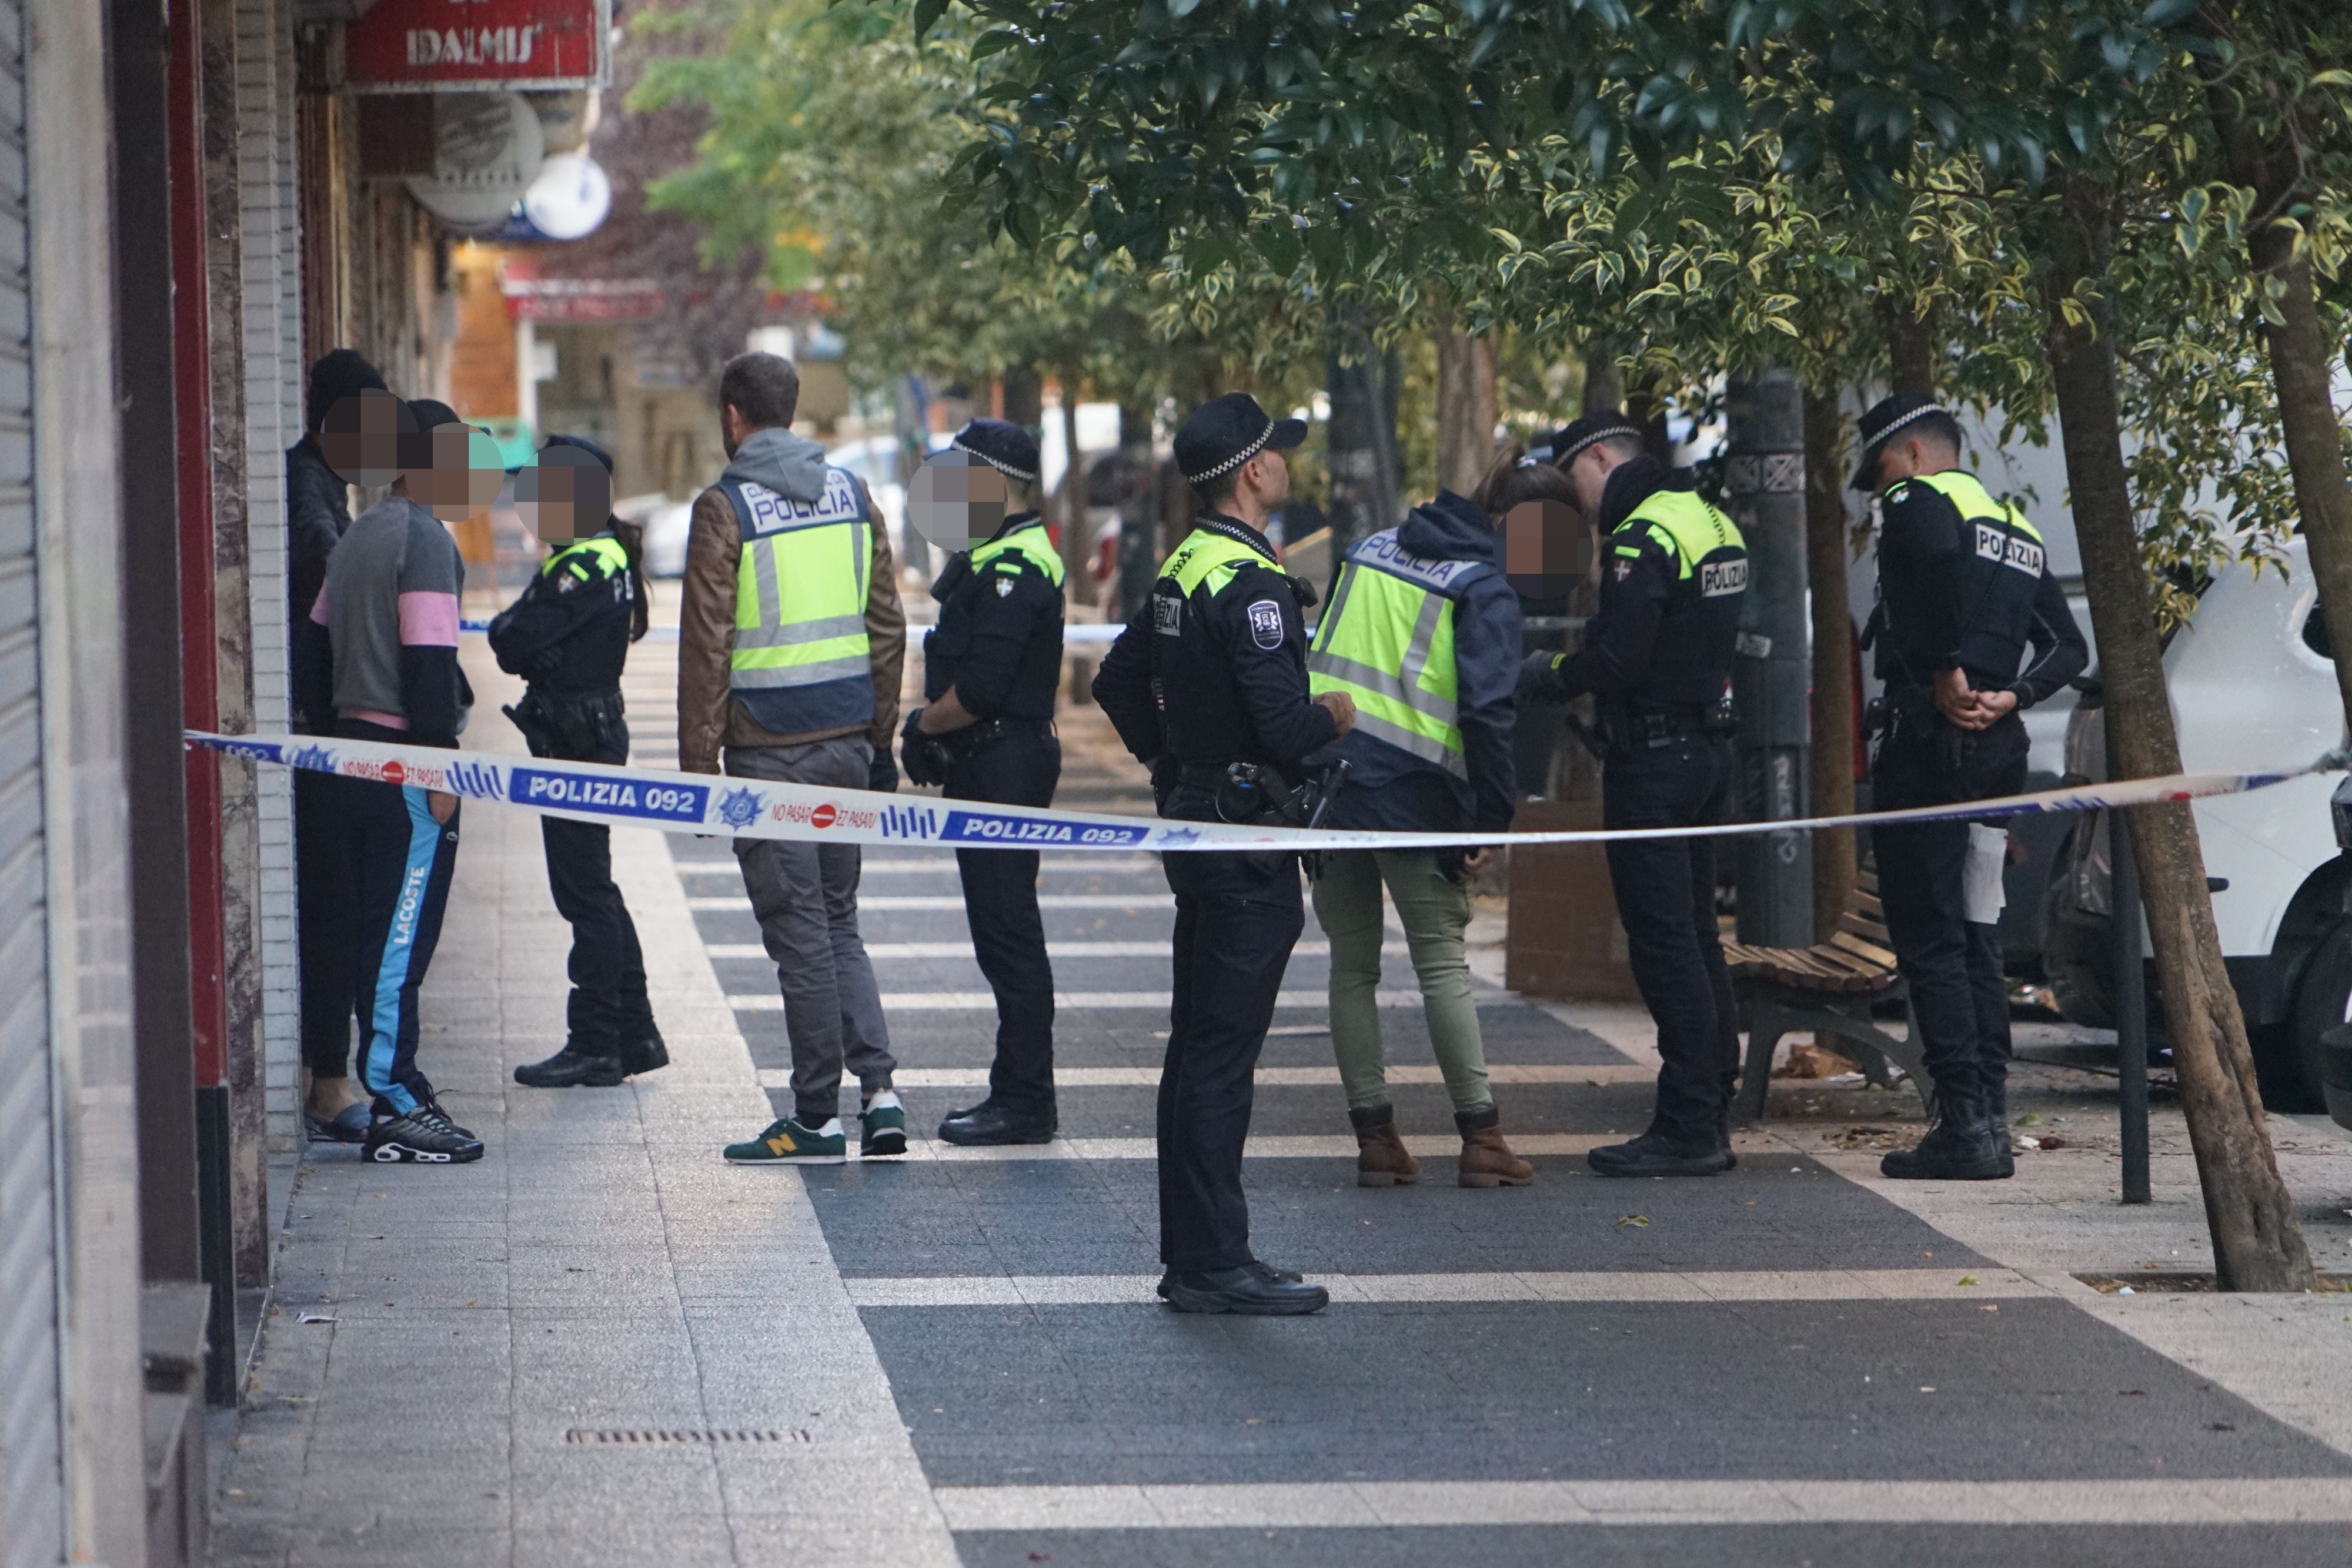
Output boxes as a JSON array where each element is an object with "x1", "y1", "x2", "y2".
[
  {"x1": 517, "y1": 447, "x2": 612, "y2": 544},
  {"x1": 405, "y1": 424, "x2": 506, "y2": 522},
  {"x1": 907, "y1": 450, "x2": 1010, "y2": 553},
  {"x1": 1501, "y1": 499, "x2": 1593, "y2": 599},
  {"x1": 318, "y1": 388, "x2": 407, "y2": 489}
]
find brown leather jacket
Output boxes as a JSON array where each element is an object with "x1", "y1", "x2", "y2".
[{"x1": 676, "y1": 480, "x2": 904, "y2": 774}]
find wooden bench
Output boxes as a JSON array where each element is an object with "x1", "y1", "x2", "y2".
[{"x1": 1722, "y1": 868, "x2": 1936, "y2": 1119}]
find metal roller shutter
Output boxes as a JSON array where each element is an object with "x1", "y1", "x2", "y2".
[{"x1": 0, "y1": 0, "x2": 58, "y2": 1558}]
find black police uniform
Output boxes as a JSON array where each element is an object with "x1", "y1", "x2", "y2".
[
  {"x1": 1866, "y1": 450, "x2": 2085, "y2": 1175},
  {"x1": 909, "y1": 507, "x2": 1066, "y2": 1132},
  {"x1": 1526, "y1": 445, "x2": 1746, "y2": 1171},
  {"x1": 489, "y1": 530, "x2": 666, "y2": 1082},
  {"x1": 1095, "y1": 509, "x2": 1335, "y2": 1283}
]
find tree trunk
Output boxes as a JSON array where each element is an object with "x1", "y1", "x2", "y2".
[
  {"x1": 1873, "y1": 295, "x2": 1936, "y2": 396},
  {"x1": 1803, "y1": 386, "x2": 1857, "y2": 941},
  {"x1": 1057, "y1": 373, "x2": 1088, "y2": 602},
  {"x1": 1582, "y1": 348, "x2": 1623, "y2": 415},
  {"x1": 2202, "y1": 52, "x2": 2352, "y2": 740},
  {"x1": 1001, "y1": 364, "x2": 1044, "y2": 430},
  {"x1": 1434, "y1": 308, "x2": 1499, "y2": 497},
  {"x1": 2042, "y1": 173, "x2": 2316, "y2": 1290}
]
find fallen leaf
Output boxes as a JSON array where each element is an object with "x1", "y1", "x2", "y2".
[
  {"x1": 297, "y1": 1313, "x2": 336, "y2": 1325},
  {"x1": 1957, "y1": 1275, "x2": 1980, "y2": 1287},
  {"x1": 1616, "y1": 1215, "x2": 1650, "y2": 1228}
]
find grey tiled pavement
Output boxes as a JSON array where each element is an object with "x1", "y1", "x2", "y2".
[{"x1": 209, "y1": 623, "x2": 2352, "y2": 1567}]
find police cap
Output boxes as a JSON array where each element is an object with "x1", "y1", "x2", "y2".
[
  {"x1": 1540, "y1": 412, "x2": 1647, "y2": 469},
  {"x1": 1174, "y1": 392, "x2": 1307, "y2": 484},
  {"x1": 950, "y1": 417, "x2": 1040, "y2": 484},
  {"x1": 1850, "y1": 392, "x2": 1944, "y2": 492}
]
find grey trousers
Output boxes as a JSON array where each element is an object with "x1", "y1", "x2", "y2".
[{"x1": 726, "y1": 737, "x2": 896, "y2": 1123}]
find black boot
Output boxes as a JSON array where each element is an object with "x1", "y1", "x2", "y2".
[
  {"x1": 618, "y1": 1028, "x2": 669, "y2": 1078},
  {"x1": 1162, "y1": 1261, "x2": 1328, "y2": 1316},
  {"x1": 1588, "y1": 1124, "x2": 1732, "y2": 1178},
  {"x1": 1984, "y1": 1071, "x2": 2015, "y2": 1178},
  {"x1": 514, "y1": 1039, "x2": 624, "y2": 1088},
  {"x1": 937, "y1": 1098, "x2": 1057, "y2": 1145},
  {"x1": 1881, "y1": 1087, "x2": 2009, "y2": 1180}
]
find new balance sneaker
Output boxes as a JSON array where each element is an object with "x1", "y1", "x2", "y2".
[
  {"x1": 723, "y1": 1116, "x2": 847, "y2": 1164},
  {"x1": 363, "y1": 1106, "x2": 485, "y2": 1165},
  {"x1": 860, "y1": 1090, "x2": 909, "y2": 1158}
]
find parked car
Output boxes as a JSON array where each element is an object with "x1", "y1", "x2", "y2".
[
  {"x1": 616, "y1": 491, "x2": 694, "y2": 580},
  {"x1": 2039, "y1": 539, "x2": 2349, "y2": 1111}
]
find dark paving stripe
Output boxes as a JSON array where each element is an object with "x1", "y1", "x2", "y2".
[
  {"x1": 734, "y1": 1002, "x2": 1633, "y2": 1075},
  {"x1": 868, "y1": 1299, "x2": 2349, "y2": 1487},
  {"x1": 800, "y1": 1154, "x2": 1985, "y2": 1277},
  {"x1": 954, "y1": 1523, "x2": 2352, "y2": 1568},
  {"x1": 776, "y1": 1080, "x2": 1657, "y2": 1138}
]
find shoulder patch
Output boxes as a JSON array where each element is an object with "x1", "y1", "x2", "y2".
[
  {"x1": 995, "y1": 576, "x2": 1014, "y2": 597},
  {"x1": 1246, "y1": 599, "x2": 1285, "y2": 650}
]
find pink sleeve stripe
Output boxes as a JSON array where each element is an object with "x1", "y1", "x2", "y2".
[
  {"x1": 309, "y1": 586, "x2": 330, "y2": 624},
  {"x1": 396, "y1": 591, "x2": 461, "y2": 646}
]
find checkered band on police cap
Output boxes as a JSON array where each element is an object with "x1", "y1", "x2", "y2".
[
  {"x1": 1187, "y1": 418, "x2": 1275, "y2": 483},
  {"x1": 949, "y1": 418, "x2": 1040, "y2": 483},
  {"x1": 1545, "y1": 414, "x2": 1648, "y2": 468}
]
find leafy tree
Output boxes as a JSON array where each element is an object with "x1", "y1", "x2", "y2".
[{"x1": 907, "y1": 0, "x2": 2334, "y2": 1286}]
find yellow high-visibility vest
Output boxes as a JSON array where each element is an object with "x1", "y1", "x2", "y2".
[
  {"x1": 724, "y1": 466, "x2": 873, "y2": 704},
  {"x1": 1307, "y1": 528, "x2": 1489, "y2": 777}
]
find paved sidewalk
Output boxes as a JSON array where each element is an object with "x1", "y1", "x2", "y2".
[
  {"x1": 210, "y1": 624, "x2": 2352, "y2": 1567},
  {"x1": 210, "y1": 647, "x2": 955, "y2": 1567}
]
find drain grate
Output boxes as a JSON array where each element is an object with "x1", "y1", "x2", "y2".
[{"x1": 565, "y1": 1428, "x2": 810, "y2": 1446}]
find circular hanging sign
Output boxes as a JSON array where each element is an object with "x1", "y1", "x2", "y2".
[
  {"x1": 521, "y1": 152, "x2": 612, "y2": 241},
  {"x1": 406, "y1": 91, "x2": 546, "y2": 226}
]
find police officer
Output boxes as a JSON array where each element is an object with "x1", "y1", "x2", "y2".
[
  {"x1": 1522, "y1": 412, "x2": 1747, "y2": 1178},
  {"x1": 1094, "y1": 392, "x2": 1354, "y2": 1315},
  {"x1": 1854, "y1": 393, "x2": 2086, "y2": 1180},
  {"x1": 902, "y1": 421, "x2": 1069, "y2": 1145},
  {"x1": 490, "y1": 437, "x2": 669, "y2": 1088}
]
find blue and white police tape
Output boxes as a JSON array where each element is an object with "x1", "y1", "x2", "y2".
[
  {"x1": 185, "y1": 730, "x2": 2342, "y2": 853},
  {"x1": 455, "y1": 620, "x2": 1128, "y2": 644}
]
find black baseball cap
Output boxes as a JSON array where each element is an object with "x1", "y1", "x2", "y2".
[
  {"x1": 1174, "y1": 393, "x2": 1308, "y2": 484},
  {"x1": 1850, "y1": 392, "x2": 1943, "y2": 492},
  {"x1": 950, "y1": 417, "x2": 1040, "y2": 484}
]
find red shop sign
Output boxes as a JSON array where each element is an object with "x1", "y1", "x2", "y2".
[{"x1": 341, "y1": 0, "x2": 610, "y2": 93}]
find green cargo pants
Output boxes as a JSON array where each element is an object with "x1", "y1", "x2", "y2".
[{"x1": 1311, "y1": 849, "x2": 1492, "y2": 1114}]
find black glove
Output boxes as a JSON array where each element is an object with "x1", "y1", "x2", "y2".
[
  {"x1": 1519, "y1": 649, "x2": 1569, "y2": 704},
  {"x1": 899, "y1": 708, "x2": 945, "y2": 788},
  {"x1": 868, "y1": 748, "x2": 900, "y2": 793}
]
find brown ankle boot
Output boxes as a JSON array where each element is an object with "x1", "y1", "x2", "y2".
[
  {"x1": 1350, "y1": 1104, "x2": 1422, "y2": 1188},
  {"x1": 1456, "y1": 1108, "x2": 1535, "y2": 1188}
]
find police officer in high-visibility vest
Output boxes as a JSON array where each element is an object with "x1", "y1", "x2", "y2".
[
  {"x1": 1094, "y1": 393, "x2": 1355, "y2": 1316},
  {"x1": 901, "y1": 420, "x2": 1070, "y2": 1146},
  {"x1": 1854, "y1": 393, "x2": 2086, "y2": 1181},
  {"x1": 492, "y1": 437, "x2": 670, "y2": 1088},
  {"x1": 677, "y1": 351, "x2": 911, "y2": 1166},
  {"x1": 1522, "y1": 412, "x2": 1748, "y2": 1178},
  {"x1": 1304, "y1": 489, "x2": 1535, "y2": 1190}
]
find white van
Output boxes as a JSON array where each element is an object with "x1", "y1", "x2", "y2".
[{"x1": 2041, "y1": 538, "x2": 2350, "y2": 1113}]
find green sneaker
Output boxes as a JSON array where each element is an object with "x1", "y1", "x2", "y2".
[
  {"x1": 723, "y1": 1116, "x2": 846, "y2": 1165},
  {"x1": 860, "y1": 1089, "x2": 909, "y2": 1158}
]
